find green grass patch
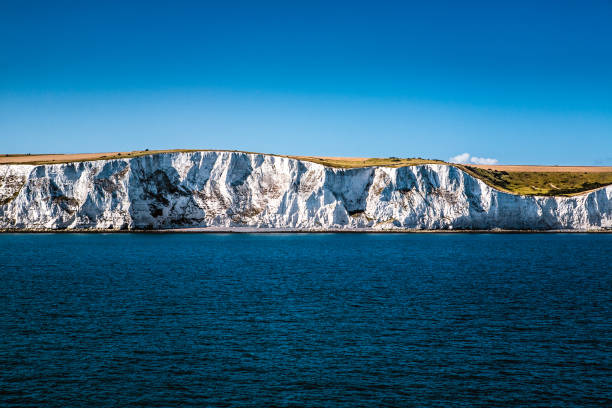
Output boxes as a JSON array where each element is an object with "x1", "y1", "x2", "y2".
[{"x1": 458, "y1": 166, "x2": 612, "y2": 196}]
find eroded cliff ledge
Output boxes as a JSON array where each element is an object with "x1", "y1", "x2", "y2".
[{"x1": 1, "y1": 151, "x2": 610, "y2": 230}]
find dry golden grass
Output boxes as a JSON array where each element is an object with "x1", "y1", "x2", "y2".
[
  {"x1": 289, "y1": 156, "x2": 445, "y2": 168},
  {"x1": 0, "y1": 149, "x2": 201, "y2": 165},
  {"x1": 469, "y1": 164, "x2": 612, "y2": 173},
  {"x1": 1, "y1": 151, "x2": 445, "y2": 168}
]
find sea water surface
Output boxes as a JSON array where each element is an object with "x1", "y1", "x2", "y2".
[{"x1": 1, "y1": 233, "x2": 611, "y2": 407}]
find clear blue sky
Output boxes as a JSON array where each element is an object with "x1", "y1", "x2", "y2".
[{"x1": 1, "y1": 0, "x2": 611, "y2": 164}]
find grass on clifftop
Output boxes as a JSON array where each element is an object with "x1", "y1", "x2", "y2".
[
  {"x1": 288, "y1": 156, "x2": 446, "y2": 168},
  {"x1": 458, "y1": 165, "x2": 612, "y2": 196},
  {"x1": 0, "y1": 149, "x2": 201, "y2": 165},
  {"x1": 2, "y1": 150, "x2": 611, "y2": 197}
]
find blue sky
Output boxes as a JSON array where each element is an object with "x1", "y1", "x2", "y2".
[{"x1": 1, "y1": 1, "x2": 611, "y2": 164}]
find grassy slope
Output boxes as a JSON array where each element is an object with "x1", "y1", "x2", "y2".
[
  {"x1": 2, "y1": 150, "x2": 611, "y2": 197},
  {"x1": 457, "y1": 165, "x2": 612, "y2": 196}
]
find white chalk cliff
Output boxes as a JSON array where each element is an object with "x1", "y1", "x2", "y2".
[{"x1": 0, "y1": 151, "x2": 610, "y2": 230}]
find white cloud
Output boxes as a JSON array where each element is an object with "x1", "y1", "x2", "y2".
[
  {"x1": 449, "y1": 153, "x2": 498, "y2": 165},
  {"x1": 449, "y1": 152, "x2": 470, "y2": 164},
  {"x1": 470, "y1": 156, "x2": 498, "y2": 165}
]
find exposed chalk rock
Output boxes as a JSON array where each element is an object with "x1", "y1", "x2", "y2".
[{"x1": 0, "y1": 151, "x2": 610, "y2": 230}]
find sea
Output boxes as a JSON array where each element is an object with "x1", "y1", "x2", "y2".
[{"x1": 1, "y1": 233, "x2": 610, "y2": 407}]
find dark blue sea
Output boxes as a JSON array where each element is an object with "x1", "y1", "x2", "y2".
[{"x1": 1, "y1": 233, "x2": 611, "y2": 407}]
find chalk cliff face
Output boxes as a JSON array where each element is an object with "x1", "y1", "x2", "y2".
[{"x1": 0, "y1": 151, "x2": 610, "y2": 230}]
